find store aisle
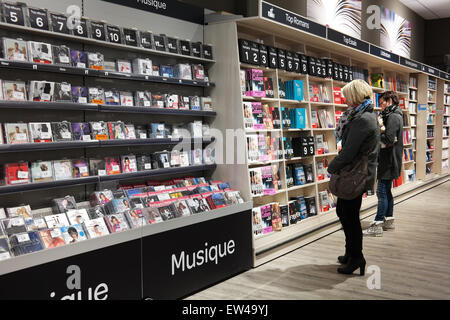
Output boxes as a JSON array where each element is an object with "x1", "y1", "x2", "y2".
[{"x1": 186, "y1": 180, "x2": 450, "y2": 300}]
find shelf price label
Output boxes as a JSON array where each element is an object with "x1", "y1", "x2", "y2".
[
  {"x1": 123, "y1": 28, "x2": 138, "y2": 47},
  {"x1": 73, "y1": 18, "x2": 88, "y2": 38},
  {"x1": 50, "y1": 13, "x2": 70, "y2": 34},
  {"x1": 2, "y1": 3, "x2": 25, "y2": 26},
  {"x1": 28, "y1": 8, "x2": 49, "y2": 30},
  {"x1": 107, "y1": 25, "x2": 122, "y2": 44},
  {"x1": 90, "y1": 21, "x2": 106, "y2": 41}
]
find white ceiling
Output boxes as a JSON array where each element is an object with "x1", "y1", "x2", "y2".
[{"x1": 399, "y1": 0, "x2": 450, "y2": 19}]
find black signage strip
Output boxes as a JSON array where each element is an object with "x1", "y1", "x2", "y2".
[
  {"x1": 441, "y1": 72, "x2": 450, "y2": 81},
  {"x1": 261, "y1": 1, "x2": 326, "y2": 38},
  {"x1": 421, "y1": 64, "x2": 440, "y2": 77},
  {"x1": 327, "y1": 28, "x2": 369, "y2": 53},
  {"x1": 369, "y1": 44, "x2": 399, "y2": 64},
  {"x1": 101, "y1": 0, "x2": 204, "y2": 25},
  {"x1": 98, "y1": 105, "x2": 216, "y2": 117},
  {"x1": 399, "y1": 57, "x2": 422, "y2": 71}
]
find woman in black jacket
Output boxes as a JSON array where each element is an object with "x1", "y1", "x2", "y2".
[
  {"x1": 328, "y1": 79, "x2": 380, "y2": 275},
  {"x1": 364, "y1": 91, "x2": 403, "y2": 237}
]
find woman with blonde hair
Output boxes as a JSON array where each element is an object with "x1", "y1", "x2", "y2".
[{"x1": 328, "y1": 79, "x2": 380, "y2": 275}]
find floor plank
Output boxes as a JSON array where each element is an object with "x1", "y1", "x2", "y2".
[{"x1": 186, "y1": 180, "x2": 450, "y2": 300}]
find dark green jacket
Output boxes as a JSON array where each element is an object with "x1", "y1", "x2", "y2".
[
  {"x1": 327, "y1": 104, "x2": 380, "y2": 193},
  {"x1": 377, "y1": 106, "x2": 404, "y2": 180}
]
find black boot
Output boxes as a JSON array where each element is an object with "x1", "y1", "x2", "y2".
[
  {"x1": 337, "y1": 254, "x2": 349, "y2": 264},
  {"x1": 337, "y1": 257, "x2": 366, "y2": 276}
]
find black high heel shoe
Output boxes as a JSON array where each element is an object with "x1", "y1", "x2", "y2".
[
  {"x1": 337, "y1": 257, "x2": 366, "y2": 276},
  {"x1": 338, "y1": 254, "x2": 349, "y2": 264}
]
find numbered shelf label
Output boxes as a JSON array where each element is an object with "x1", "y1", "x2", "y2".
[
  {"x1": 153, "y1": 35, "x2": 166, "y2": 51},
  {"x1": 277, "y1": 48, "x2": 286, "y2": 70},
  {"x1": 73, "y1": 18, "x2": 88, "y2": 38},
  {"x1": 140, "y1": 31, "x2": 153, "y2": 49},
  {"x1": 90, "y1": 21, "x2": 106, "y2": 41},
  {"x1": 259, "y1": 44, "x2": 268, "y2": 68},
  {"x1": 166, "y1": 37, "x2": 179, "y2": 54},
  {"x1": 28, "y1": 8, "x2": 49, "y2": 30},
  {"x1": 123, "y1": 28, "x2": 138, "y2": 47},
  {"x1": 268, "y1": 46, "x2": 278, "y2": 69},
  {"x1": 2, "y1": 3, "x2": 25, "y2": 26},
  {"x1": 107, "y1": 25, "x2": 122, "y2": 44},
  {"x1": 50, "y1": 13, "x2": 70, "y2": 34}
]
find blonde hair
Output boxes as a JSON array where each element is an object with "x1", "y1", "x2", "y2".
[{"x1": 342, "y1": 79, "x2": 372, "y2": 106}]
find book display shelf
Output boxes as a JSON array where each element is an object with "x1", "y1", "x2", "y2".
[
  {"x1": 0, "y1": 1, "x2": 253, "y2": 300},
  {"x1": 204, "y1": 0, "x2": 450, "y2": 266}
]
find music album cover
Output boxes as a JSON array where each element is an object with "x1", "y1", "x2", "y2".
[
  {"x1": 173, "y1": 63, "x2": 192, "y2": 80},
  {"x1": 192, "y1": 64, "x2": 205, "y2": 80},
  {"x1": 152, "y1": 151, "x2": 170, "y2": 169},
  {"x1": 9, "y1": 231, "x2": 44, "y2": 256},
  {"x1": 52, "y1": 45, "x2": 71, "y2": 65},
  {"x1": 83, "y1": 217, "x2": 109, "y2": 238},
  {"x1": 27, "y1": 41, "x2": 53, "y2": 64},
  {"x1": 160, "y1": 65, "x2": 173, "y2": 78},
  {"x1": 72, "y1": 159, "x2": 89, "y2": 178},
  {"x1": 53, "y1": 82, "x2": 72, "y2": 102},
  {"x1": 2, "y1": 216, "x2": 26, "y2": 236},
  {"x1": 124, "y1": 124, "x2": 136, "y2": 139},
  {"x1": 2, "y1": 37, "x2": 28, "y2": 61},
  {"x1": 26, "y1": 216, "x2": 48, "y2": 231},
  {"x1": 120, "y1": 91, "x2": 134, "y2": 106},
  {"x1": 87, "y1": 52, "x2": 104, "y2": 70},
  {"x1": 71, "y1": 86, "x2": 88, "y2": 104},
  {"x1": 89, "y1": 121, "x2": 108, "y2": 140},
  {"x1": 165, "y1": 94, "x2": 179, "y2": 109},
  {"x1": 90, "y1": 190, "x2": 114, "y2": 206},
  {"x1": 0, "y1": 238, "x2": 11, "y2": 261},
  {"x1": 104, "y1": 89, "x2": 120, "y2": 105},
  {"x1": 191, "y1": 148, "x2": 203, "y2": 166},
  {"x1": 117, "y1": 59, "x2": 132, "y2": 73},
  {"x1": 71, "y1": 122, "x2": 91, "y2": 141},
  {"x1": 132, "y1": 58, "x2": 152, "y2": 75},
  {"x1": 44, "y1": 213, "x2": 70, "y2": 229},
  {"x1": 135, "y1": 125, "x2": 147, "y2": 139},
  {"x1": 203, "y1": 148, "x2": 215, "y2": 165},
  {"x1": 150, "y1": 123, "x2": 165, "y2": 139},
  {"x1": 135, "y1": 91, "x2": 152, "y2": 107},
  {"x1": 4, "y1": 162, "x2": 30, "y2": 185},
  {"x1": 88, "y1": 87, "x2": 105, "y2": 104},
  {"x1": 87, "y1": 205, "x2": 106, "y2": 219},
  {"x1": 70, "y1": 49, "x2": 87, "y2": 68},
  {"x1": 28, "y1": 122, "x2": 53, "y2": 143},
  {"x1": 52, "y1": 160, "x2": 73, "y2": 180},
  {"x1": 89, "y1": 159, "x2": 106, "y2": 176},
  {"x1": 136, "y1": 155, "x2": 152, "y2": 171},
  {"x1": 2, "y1": 80, "x2": 27, "y2": 101},
  {"x1": 124, "y1": 209, "x2": 147, "y2": 228},
  {"x1": 65, "y1": 208, "x2": 90, "y2": 226},
  {"x1": 121, "y1": 155, "x2": 137, "y2": 173},
  {"x1": 152, "y1": 65, "x2": 160, "y2": 76},
  {"x1": 105, "y1": 213, "x2": 129, "y2": 233},
  {"x1": 190, "y1": 96, "x2": 201, "y2": 110},
  {"x1": 29, "y1": 81, "x2": 55, "y2": 102},
  {"x1": 107, "y1": 121, "x2": 126, "y2": 140},
  {"x1": 179, "y1": 151, "x2": 190, "y2": 167},
  {"x1": 142, "y1": 207, "x2": 163, "y2": 224},
  {"x1": 60, "y1": 224, "x2": 88, "y2": 244},
  {"x1": 4, "y1": 123, "x2": 29, "y2": 144},
  {"x1": 151, "y1": 93, "x2": 165, "y2": 108},
  {"x1": 178, "y1": 95, "x2": 190, "y2": 110},
  {"x1": 30, "y1": 160, "x2": 53, "y2": 182},
  {"x1": 52, "y1": 195, "x2": 77, "y2": 213},
  {"x1": 201, "y1": 97, "x2": 213, "y2": 111},
  {"x1": 157, "y1": 203, "x2": 178, "y2": 221},
  {"x1": 104, "y1": 60, "x2": 116, "y2": 71},
  {"x1": 187, "y1": 196, "x2": 210, "y2": 214},
  {"x1": 39, "y1": 228, "x2": 66, "y2": 249},
  {"x1": 5, "y1": 205, "x2": 32, "y2": 219},
  {"x1": 169, "y1": 150, "x2": 181, "y2": 167},
  {"x1": 105, "y1": 157, "x2": 121, "y2": 175}
]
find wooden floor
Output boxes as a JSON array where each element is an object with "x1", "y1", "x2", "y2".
[{"x1": 186, "y1": 180, "x2": 450, "y2": 300}]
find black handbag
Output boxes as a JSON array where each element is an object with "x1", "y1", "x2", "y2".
[{"x1": 329, "y1": 154, "x2": 368, "y2": 200}]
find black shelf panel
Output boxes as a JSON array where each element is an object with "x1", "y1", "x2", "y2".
[
  {"x1": 99, "y1": 164, "x2": 217, "y2": 182},
  {"x1": 0, "y1": 60, "x2": 214, "y2": 88},
  {"x1": 98, "y1": 105, "x2": 216, "y2": 117},
  {"x1": 0, "y1": 141, "x2": 99, "y2": 153},
  {"x1": 0, "y1": 22, "x2": 215, "y2": 64},
  {"x1": 0, "y1": 100, "x2": 98, "y2": 111},
  {"x1": 99, "y1": 137, "x2": 214, "y2": 147},
  {"x1": 0, "y1": 176, "x2": 98, "y2": 195}
]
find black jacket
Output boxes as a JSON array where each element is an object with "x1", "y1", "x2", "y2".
[
  {"x1": 328, "y1": 104, "x2": 380, "y2": 193},
  {"x1": 377, "y1": 105, "x2": 403, "y2": 180}
]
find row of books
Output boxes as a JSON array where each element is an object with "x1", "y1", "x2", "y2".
[
  {"x1": 243, "y1": 102, "x2": 281, "y2": 130},
  {"x1": 285, "y1": 163, "x2": 314, "y2": 188},
  {"x1": 0, "y1": 78, "x2": 212, "y2": 111},
  {"x1": 0, "y1": 178, "x2": 242, "y2": 259},
  {"x1": 309, "y1": 83, "x2": 330, "y2": 103},
  {"x1": 247, "y1": 134, "x2": 283, "y2": 163},
  {"x1": 409, "y1": 77, "x2": 418, "y2": 88},
  {"x1": 0, "y1": 121, "x2": 209, "y2": 144},
  {"x1": 384, "y1": 77, "x2": 407, "y2": 93},
  {"x1": 249, "y1": 164, "x2": 282, "y2": 196},
  {"x1": 403, "y1": 148, "x2": 414, "y2": 162},
  {"x1": 1, "y1": 37, "x2": 207, "y2": 81},
  {"x1": 0, "y1": 148, "x2": 214, "y2": 185},
  {"x1": 403, "y1": 130, "x2": 412, "y2": 145},
  {"x1": 311, "y1": 109, "x2": 334, "y2": 129}
]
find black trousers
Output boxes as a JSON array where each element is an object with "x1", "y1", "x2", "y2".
[{"x1": 336, "y1": 194, "x2": 364, "y2": 259}]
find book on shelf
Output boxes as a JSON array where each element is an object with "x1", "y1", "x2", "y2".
[
  {"x1": 288, "y1": 200, "x2": 300, "y2": 224},
  {"x1": 280, "y1": 204, "x2": 289, "y2": 227},
  {"x1": 245, "y1": 69, "x2": 265, "y2": 97},
  {"x1": 261, "y1": 166, "x2": 276, "y2": 195},
  {"x1": 317, "y1": 109, "x2": 334, "y2": 128},
  {"x1": 271, "y1": 163, "x2": 282, "y2": 191},
  {"x1": 243, "y1": 102, "x2": 253, "y2": 130},
  {"x1": 311, "y1": 110, "x2": 319, "y2": 128},
  {"x1": 371, "y1": 73, "x2": 384, "y2": 88},
  {"x1": 249, "y1": 168, "x2": 263, "y2": 196},
  {"x1": 251, "y1": 102, "x2": 264, "y2": 130},
  {"x1": 403, "y1": 148, "x2": 414, "y2": 162},
  {"x1": 260, "y1": 204, "x2": 273, "y2": 234},
  {"x1": 271, "y1": 202, "x2": 282, "y2": 231},
  {"x1": 271, "y1": 106, "x2": 281, "y2": 129},
  {"x1": 262, "y1": 103, "x2": 274, "y2": 129},
  {"x1": 318, "y1": 190, "x2": 329, "y2": 212},
  {"x1": 309, "y1": 84, "x2": 320, "y2": 102},
  {"x1": 403, "y1": 130, "x2": 411, "y2": 144},
  {"x1": 246, "y1": 134, "x2": 259, "y2": 163},
  {"x1": 290, "y1": 108, "x2": 306, "y2": 129},
  {"x1": 293, "y1": 163, "x2": 306, "y2": 186},
  {"x1": 252, "y1": 206, "x2": 264, "y2": 237},
  {"x1": 263, "y1": 77, "x2": 274, "y2": 98}
]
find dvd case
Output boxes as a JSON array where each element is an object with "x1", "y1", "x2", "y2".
[
  {"x1": 71, "y1": 122, "x2": 91, "y2": 140},
  {"x1": 135, "y1": 125, "x2": 148, "y2": 139},
  {"x1": 179, "y1": 95, "x2": 190, "y2": 110},
  {"x1": 3, "y1": 80, "x2": 27, "y2": 101},
  {"x1": 173, "y1": 63, "x2": 192, "y2": 80},
  {"x1": 4, "y1": 123, "x2": 29, "y2": 144},
  {"x1": 52, "y1": 45, "x2": 71, "y2": 65},
  {"x1": 135, "y1": 91, "x2": 152, "y2": 107},
  {"x1": 84, "y1": 218, "x2": 109, "y2": 238},
  {"x1": 61, "y1": 224, "x2": 88, "y2": 244},
  {"x1": 2, "y1": 37, "x2": 28, "y2": 61},
  {"x1": 132, "y1": 58, "x2": 152, "y2": 75},
  {"x1": 136, "y1": 155, "x2": 152, "y2": 171},
  {"x1": 165, "y1": 94, "x2": 179, "y2": 109},
  {"x1": 124, "y1": 124, "x2": 136, "y2": 139},
  {"x1": 28, "y1": 122, "x2": 53, "y2": 142},
  {"x1": 151, "y1": 94, "x2": 165, "y2": 108},
  {"x1": 52, "y1": 160, "x2": 73, "y2": 180},
  {"x1": 192, "y1": 64, "x2": 205, "y2": 80},
  {"x1": 72, "y1": 159, "x2": 89, "y2": 178},
  {"x1": 89, "y1": 159, "x2": 106, "y2": 176},
  {"x1": 89, "y1": 121, "x2": 108, "y2": 140},
  {"x1": 70, "y1": 49, "x2": 87, "y2": 68},
  {"x1": 31, "y1": 160, "x2": 54, "y2": 182},
  {"x1": 160, "y1": 65, "x2": 173, "y2": 78},
  {"x1": 71, "y1": 86, "x2": 88, "y2": 104},
  {"x1": 190, "y1": 96, "x2": 201, "y2": 110},
  {"x1": 150, "y1": 123, "x2": 165, "y2": 139},
  {"x1": 191, "y1": 148, "x2": 203, "y2": 165},
  {"x1": 27, "y1": 41, "x2": 53, "y2": 64},
  {"x1": 51, "y1": 121, "x2": 72, "y2": 141}
]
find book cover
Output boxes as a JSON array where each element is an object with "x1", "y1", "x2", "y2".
[
  {"x1": 305, "y1": 196, "x2": 317, "y2": 216},
  {"x1": 257, "y1": 134, "x2": 268, "y2": 162},
  {"x1": 298, "y1": 196, "x2": 308, "y2": 220},
  {"x1": 294, "y1": 164, "x2": 306, "y2": 185},
  {"x1": 319, "y1": 190, "x2": 329, "y2": 212},
  {"x1": 280, "y1": 204, "x2": 289, "y2": 227},
  {"x1": 245, "y1": 69, "x2": 265, "y2": 97},
  {"x1": 262, "y1": 104, "x2": 274, "y2": 129},
  {"x1": 304, "y1": 164, "x2": 314, "y2": 183},
  {"x1": 271, "y1": 107, "x2": 281, "y2": 129},
  {"x1": 247, "y1": 134, "x2": 259, "y2": 163},
  {"x1": 252, "y1": 207, "x2": 264, "y2": 237},
  {"x1": 271, "y1": 163, "x2": 282, "y2": 191},
  {"x1": 288, "y1": 200, "x2": 300, "y2": 224},
  {"x1": 251, "y1": 102, "x2": 264, "y2": 130},
  {"x1": 264, "y1": 77, "x2": 274, "y2": 98},
  {"x1": 271, "y1": 202, "x2": 282, "y2": 231},
  {"x1": 261, "y1": 166, "x2": 275, "y2": 195},
  {"x1": 309, "y1": 84, "x2": 320, "y2": 102},
  {"x1": 249, "y1": 168, "x2": 263, "y2": 196},
  {"x1": 260, "y1": 204, "x2": 273, "y2": 234}
]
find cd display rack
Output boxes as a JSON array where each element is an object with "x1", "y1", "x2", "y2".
[{"x1": 204, "y1": 0, "x2": 450, "y2": 266}]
